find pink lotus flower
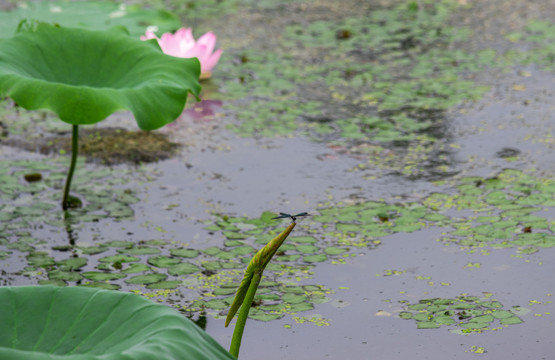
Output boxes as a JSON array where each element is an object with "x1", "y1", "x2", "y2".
[{"x1": 141, "y1": 28, "x2": 222, "y2": 79}]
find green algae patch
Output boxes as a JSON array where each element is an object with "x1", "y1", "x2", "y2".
[
  {"x1": 219, "y1": 1, "x2": 489, "y2": 138},
  {"x1": 428, "y1": 169, "x2": 555, "y2": 254},
  {"x1": 400, "y1": 295, "x2": 528, "y2": 333},
  {"x1": 205, "y1": 0, "x2": 503, "y2": 180},
  {"x1": 504, "y1": 19, "x2": 555, "y2": 73},
  {"x1": 6, "y1": 126, "x2": 179, "y2": 166},
  {"x1": 0, "y1": 159, "x2": 141, "y2": 230},
  {"x1": 177, "y1": 267, "x2": 334, "y2": 324}
]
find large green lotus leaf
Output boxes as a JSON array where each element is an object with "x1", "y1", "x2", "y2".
[
  {"x1": 0, "y1": 2, "x2": 180, "y2": 39},
  {"x1": 0, "y1": 22, "x2": 201, "y2": 130},
  {"x1": 0, "y1": 286, "x2": 235, "y2": 360}
]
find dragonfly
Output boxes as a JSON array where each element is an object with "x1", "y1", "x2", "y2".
[{"x1": 272, "y1": 212, "x2": 309, "y2": 221}]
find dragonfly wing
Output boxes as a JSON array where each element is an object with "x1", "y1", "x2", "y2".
[{"x1": 272, "y1": 212, "x2": 291, "y2": 219}]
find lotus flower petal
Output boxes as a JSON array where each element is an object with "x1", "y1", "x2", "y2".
[
  {"x1": 143, "y1": 27, "x2": 222, "y2": 78},
  {"x1": 203, "y1": 48, "x2": 223, "y2": 73},
  {"x1": 197, "y1": 32, "x2": 217, "y2": 56},
  {"x1": 140, "y1": 31, "x2": 157, "y2": 41}
]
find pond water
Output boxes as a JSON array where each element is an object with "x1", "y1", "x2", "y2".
[{"x1": 1, "y1": 0, "x2": 554, "y2": 359}]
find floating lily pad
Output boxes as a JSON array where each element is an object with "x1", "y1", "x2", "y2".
[
  {"x1": 7, "y1": 242, "x2": 34, "y2": 252},
  {"x1": 229, "y1": 246, "x2": 255, "y2": 256},
  {"x1": 221, "y1": 261, "x2": 243, "y2": 269},
  {"x1": 460, "y1": 315, "x2": 494, "y2": 329},
  {"x1": 295, "y1": 245, "x2": 319, "y2": 254},
  {"x1": 143, "y1": 239, "x2": 167, "y2": 246},
  {"x1": 202, "y1": 247, "x2": 222, "y2": 256},
  {"x1": 38, "y1": 279, "x2": 67, "y2": 287},
  {"x1": 99, "y1": 255, "x2": 140, "y2": 263},
  {"x1": 213, "y1": 287, "x2": 239, "y2": 296},
  {"x1": 417, "y1": 321, "x2": 441, "y2": 329},
  {"x1": 122, "y1": 263, "x2": 152, "y2": 274},
  {"x1": 276, "y1": 254, "x2": 301, "y2": 262},
  {"x1": 491, "y1": 310, "x2": 515, "y2": 319},
  {"x1": 224, "y1": 240, "x2": 244, "y2": 247},
  {"x1": 303, "y1": 254, "x2": 328, "y2": 263},
  {"x1": 27, "y1": 252, "x2": 55, "y2": 267},
  {"x1": 401, "y1": 295, "x2": 526, "y2": 332},
  {"x1": 281, "y1": 286, "x2": 306, "y2": 294},
  {"x1": 248, "y1": 309, "x2": 284, "y2": 322},
  {"x1": 289, "y1": 302, "x2": 314, "y2": 312},
  {"x1": 168, "y1": 263, "x2": 201, "y2": 275},
  {"x1": 105, "y1": 204, "x2": 135, "y2": 219},
  {"x1": 500, "y1": 316, "x2": 524, "y2": 325},
  {"x1": 204, "y1": 299, "x2": 228, "y2": 310},
  {"x1": 201, "y1": 261, "x2": 222, "y2": 271},
  {"x1": 125, "y1": 273, "x2": 167, "y2": 285},
  {"x1": 290, "y1": 236, "x2": 318, "y2": 244},
  {"x1": 170, "y1": 248, "x2": 200, "y2": 258},
  {"x1": 223, "y1": 231, "x2": 248, "y2": 240},
  {"x1": 48, "y1": 270, "x2": 83, "y2": 282},
  {"x1": 323, "y1": 246, "x2": 348, "y2": 255},
  {"x1": 57, "y1": 258, "x2": 87, "y2": 271},
  {"x1": 118, "y1": 246, "x2": 161, "y2": 255},
  {"x1": 399, "y1": 311, "x2": 413, "y2": 320},
  {"x1": 148, "y1": 256, "x2": 181, "y2": 268},
  {"x1": 282, "y1": 293, "x2": 307, "y2": 304},
  {"x1": 510, "y1": 306, "x2": 531, "y2": 317},
  {"x1": 78, "y1": 246, "x2": 108, "y2": 255},
  {"x1": 82, "y1": 271, "x2": 126, "y2": 281},
  {"x1": 391, "y1": 223, "x2": 422, "y2": 233},
  {"x1": 103, "y1": 241, "x2": 134, "y2": 248},
  {"x1": 80, "y1": 282, "x2": 121, "y2": 290}
]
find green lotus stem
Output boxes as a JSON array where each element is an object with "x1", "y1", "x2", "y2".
[
  {"x1": 62, "y1": 124, "x2": 79, "y2": 210},
  {"x1": 229, "y1": 271, "x2": 261, "y2": 357},
  {"x1": 226, "y1": 221, "x2": 297, "y2": 358},
  {"x1": 63, "y1": 211, "x2": 76, "y2": 246}
]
